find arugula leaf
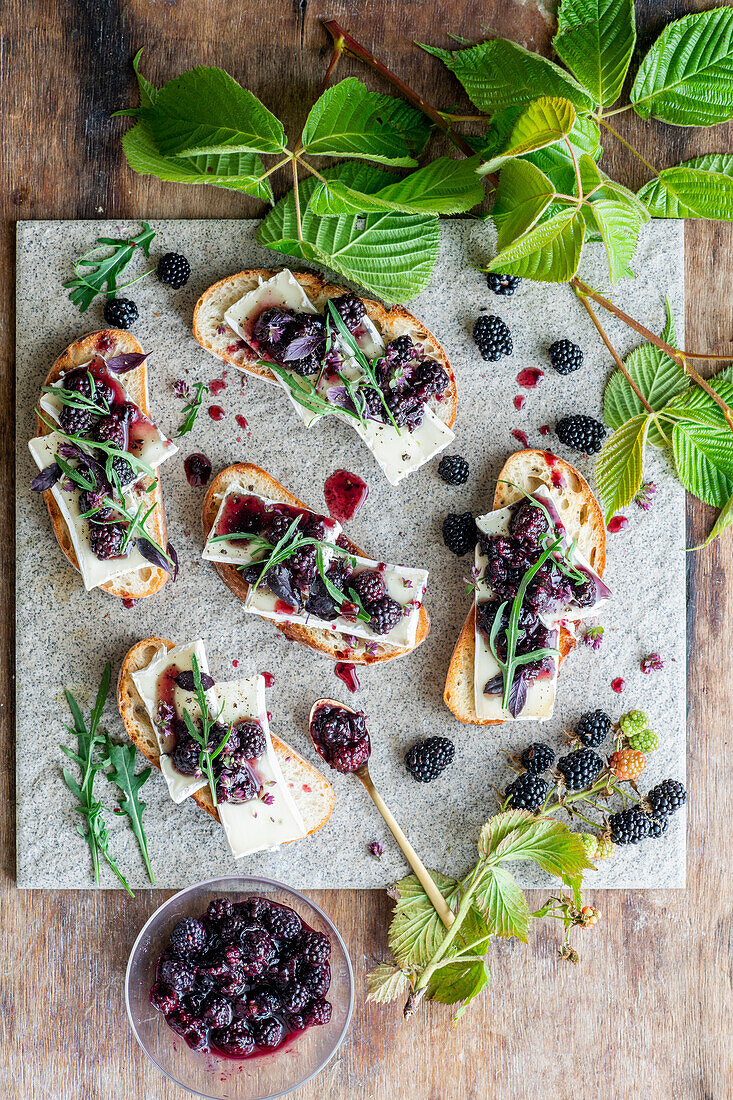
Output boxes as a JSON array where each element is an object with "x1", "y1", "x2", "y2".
[
  {"x1": 365, "y1": 963, "x2": 412, "y2": 1004},
  {"x1": 479, "y1": 97, "x2": 576, "y2": 174},
  {"x1": 137, "y1": 66, "x2": 287, "y2": 157},
  {"x1": 589, "y1": 198, "x2": 641, "y2": 282},
  {"x1": 672, "y1": 420, "x2": 733, "y2": 507},
  {"x1": 486, "y1": 207, "x2": 585, "y2": 283},
  {"x1": 553, "y1": 0, "x2": 636, "y2": 107},
  {"x1": 63, "y1": 223, "x2": 155, "y2": 313},
  {"x1": 103, "y1": 739, "x2": 154, "y2": 884},
  {"x1": 631, "y1": 7, "x2": 733, "y2": 127},
  {"x1": 309, "y1": 156, "x2": 485, "y2": 216},
  {"x1": 387, "y1": 870, "x2": 459, "y2": 967},
  {"x1": 471, "y1": 865, "x2": 531, "y2": 942},
  {"x1": 636, "y1": 158, "x2": 733, "y2": 221},
  {"x1": 259, "y1": 162, "x2": 441, "y2": 302},
  {"x1": 300, "y1": 78, "x2": 430, "y2": 165},
  {"x1": 419, "y1": 39, "x2": 595, "y2": 112},
  {"x1": 595, "y1": 414, "x2": 650, "y2": 521},
  {"x1": 492, "y1": 159, "x2": 556, "y2": 250}
]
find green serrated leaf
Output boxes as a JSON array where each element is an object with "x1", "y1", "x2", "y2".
[
  {"x1": 493, "y1": 159, "x2": 556, "y2": 250},
  {"x1": 661, "y1": 296, "x2": 677, "y2": 346},
  {"x1": 596, "y1": 414, "x2": 650, "y2": 521},
  {"x1": 522, "y1": 115, "x2": 602, "y2": 198},
  {"x1": 300, "y1": 77, "x2": 430, "y2": 165},
  {"x1": 132, "y1": 49, "x2": 157, "y2": 109},
  {"x1": 486, "y1": 207, "x2": 585, "y2": 283},
  {"x1": 589, "y1": 198, "x2": 640, "y2": 282},
  {"x1": 426, "y1": 959, "x2": 489, "y2": 1020},
  {"x1": 139, "y1": 66, "x2": 287, "y2": 156},
  {"x1": 553, "y1": 0, "x2": 636, "y2": 107},
  {"x1": 631, "y1": 7, "x2": 733, "y2": 127},
  {"x1": 472, "y1": 866, "x2": 531, "y2": 942},
  {"x1": 122, "y1": 122, "x2": 275, "y2": 201},
  {"x1": 365, "y1": 963, "x2": 411, "y2": 1004},
  {"x1": 637, "y1": 157, "x2": 733, "y2": 221},
  {"x1": 672, "y1": 420, "x2": 733, "y2": 506},
  {"x1": 665, "y1": 373, "x2": 733, "y2": 428},
  {"x1": 309, "y1": 156, "x2": 485, "y2": 216},
  {"x1": 479, "y1": 97, "x2": 576, "y2": 174},
  {"x1": 419, "y1": 39, "x2": 595, "y2": 113},
  {"x1": 690, "y1": 490, "x2": 733, "y2": 548},
  {"x1": 258, "y1": 162, "x2": 440, "y2": 302},
  {"x1": 387, "y1": 870, "x2": 459, "y2": 967},
  {"x1": 479, "y1": 814, "x2": 593, "y2": 878},
  {"x1": 604, "y1": 345, "x2": 687, "y2": 448}
]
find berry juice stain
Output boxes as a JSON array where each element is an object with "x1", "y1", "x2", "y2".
[
  {"x1": 324, "y1": 469, "x2": 369, "y2": 524},
  {"x1": 511, "y1": 429, "x2": 530, "y2": 448},
  {"x1": 334, "y1": 662, "x2": 360, "y2": 693},
  {"x1": 122, "y1": 598, "x2": 137, "y2": 609},
  {"x1": 235, "y1": 413, "x2": 248, "y2": 432},
  {"x1": 611, "y1": 678, "x2": 626, "y2": 693},
  {"x1": 545, "y1": 453, "x2": 565, "y2": 489},
  {"x1": 539, "y1": 424, "x2": 550, "y2": 436},
  {"x1": 232, "y1": 659, "x2": 239, "y2": 668},
  {"x1": 608, "y1": 516, "x2": 628, "y2": 533},
  {"x1": 184, "y1": 452, "x2": 212, "y2": 487},
  {"x1": 516, "y1": 368, "x2": 543, "y2": 388},
  {"x1": 513, "y1": 395, "x2": 526, "y2": 410},
  {"x1": 261, "y1": 671, "x2": 275, "y2": 688},
  {"x1": 209, "y1": 378, "x2": 226, "y2": 395},
  {"x1": 208, "y1": 405, "x2": 225, "y2": 421},
  {"x1": 274, "y1": 600, "x2": 296, "y2": 615}
]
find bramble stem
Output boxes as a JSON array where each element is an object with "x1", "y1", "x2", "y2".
[
  {"x1": 574, "y1": 290, "x2": 655, "y2": 414},
  {"x1": 291, "y1": 158, "x2": 303, "y2": 243},
  {"x1": 597, "y1": 117, "x2": 659, "y2": 177}
]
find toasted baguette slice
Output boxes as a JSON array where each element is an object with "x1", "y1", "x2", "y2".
[
  {"x1": 35, "y1": 330, "x2": 169, "y2": 600},
  {"x1": 117, "y1": 637, "x2": 335, "y2": 835},
  {"x1": 192, "y1": 268, "x2": 457, "y2": 430},
  {"x1": 444, "y1": 450, "x2": 606, "y2": 725},
  {"x1": 202, "y1": 463, "x2": 430, "y2": 664}
]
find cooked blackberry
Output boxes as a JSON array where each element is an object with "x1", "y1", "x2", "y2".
[
  {"x1": 473, "y1": 315, "x2": 512, "y2": 361},
  {"x1": 89, "y1": 521, "x2": 127, "y2": 560},
  {"x1": 386, "y1": 335, "x2": 415, "y2": 363},
  {"x1": 103, "y1": 297, "x2": 139, "y2": 329},
  {"x1": 556, "y1": 748, "x2": 603, "y2": 790},
  {"x1": 609, "y1": 807, "x2": 650, "y2": 845},
  {"x1": 232, "y1": 720, "x2": 267, "y2": 760},
  {"x1": 59, "y1": 404, "x2": 94, "y2": 436},
  {"x1": 360, "y1": 386, "x2": 386, "y2": 420},
  {"x1": 368, "y1": 596, "x2": 403, "y2": 635},
  {"x1": 287, "y1": 351, "x2": 321, "y2": 377},
  {"x1": 556, "y1": 414, "x2": 606, "y2": 454},
  {"x1": 330, "y1": 292, "x2": 365, "y2": 329},
  {"x1": 169, "y1": 918, "x2": 208, "y2": 959},
  {"x1": 576, "y1": 709, "x2": 612, "y2": 748},
  {"x1": 157, "y1": 252, "x2": 191, "y2": 288},
  {"x1": 404, "y1": 737, "x2": 455, "y2": 782},
  {"x1": 549, "y1": 339, "x2": 583, "y2": 375},
  {"x1": 110, "y1": 453, "x2": 136, "y2": 486},
  {"x1": 94, "y1": 412, "x2": 126, "y2": 449},
  {"x1": 414, "y1": 358, "x2": 449, "y2": 397},
  {"x1": 172, "y1": 737, "x2": 202, "y2": 777},
  {"x1": 350, "y1": 569, "x2": 385, "y2": 606},
  {"x1": 520, "y1": 742, "x2": 555, "y2": 774},
  {"x1": 487, "y1": 272, "x2": 521, "y2": 296},
  {"x1": 442, "y1": 512, "x2": 477, "y2": 556},
  {"x1": 504, "y1": 772, "x2": 548, "y2": 812},
  {"x1": 438, "y1": 455, "x2": 469, "y2": 485}
]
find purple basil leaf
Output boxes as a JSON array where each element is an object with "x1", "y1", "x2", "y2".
[
  {"x1": 106, "y1": 352, "x2": 149, "y2": 374},
  {"x1": 325, "y1": 385, "x2": 352, "y2": 410},
  {"x1": 167, "y1": 541, "x2": 179, "y2": 582},
  {"x1": 136, "y1": 537, "x2": 176, "y2": 579},
  {"x1": 507, "y1": 671, "x2": 528, "y2": 718},
  {"x1": 264, "y1": 563, "x2": 303, "y2": 610},
  {"x1": 31, "y1": 462, "x2": 62, "y2": 491},
  {"x1": 282, "y1": 332, "x2": 324, "y2": 362},
  {"x1": 175, "y1": 669, "x2": 215, "y2": 692},
  {"x1": 483, "y1": 673, "x2": 504, "y2": 696}
]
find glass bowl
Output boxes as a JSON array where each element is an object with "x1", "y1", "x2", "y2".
[{"x1": 126, "y1": 876, "x2": 354, "y2": 1100}]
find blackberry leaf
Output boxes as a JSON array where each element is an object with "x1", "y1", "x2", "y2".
[
  {"x1": 492, "y1": 159, "x2": 556, "y2": 251},
  {"x1": 479, "y1": 96, "x2": 576, "y2": 175},
  {"x1": 596, "y1": 415, "x2": 649, "y2": 522},
  {"x1": 309, "y1": 156, "x2": 485, "y2": 216},
  {"x1": 636, "y1": 160, "x2": 733, "y2": 221},
  {"x1": 486, "y1": 207, "x2": 585, "y2": 283},
  {"x1": 553, "y1": 0, "x2": 636, "y2": 108},
  {"x1": 365, "y1": 964, "x2": 410, "y2": 1005}
]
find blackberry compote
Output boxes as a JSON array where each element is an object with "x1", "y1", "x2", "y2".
[{"x1": 309, "y1": 702, "x2": 371, "y2": 774}]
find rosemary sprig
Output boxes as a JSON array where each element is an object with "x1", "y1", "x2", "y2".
[
  {"x1": 181, "y1": 655, "x2": 232, "y2": 807},
  {"x1": 176, "y1": 381, "x2": 209, "y2": 437},
  {"x1": 63, "y1": 222, "x2": 156, "y2": 313}
]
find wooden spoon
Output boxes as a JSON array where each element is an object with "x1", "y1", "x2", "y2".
[{"x1": 309, "y1": 698, "x2": 455, "y2": 928}]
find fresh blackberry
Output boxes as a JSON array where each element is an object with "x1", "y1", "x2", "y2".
[
  {"x1": 609, "y1": 807, "x2": 650, "y2": 845},
  {"x1": 487, "y1": 272, "x2": 521, "y2": 297},
  {"x1": 89, "y1": 521, "x2": 127, "y2": 560},
  {"x1": 110, "y1": 453, "x2": 135, "y2": 486},
  {"x1": 169, "y1": 918, "x2": 208, "y2": 959},
  {"x1": 556, "y1": 748, "x2": 603, "y2": 790},
  {"x1": 556, "y1": 414, "x2": 606, "y2": 454},
  {"x1": 438, "y1": 455, "x2": 469, "y2": 485},
  {"x1": 157, "y1": 252, "x2": 191, "y2": 289},
  {"x1": 549, "y1": 339, "x2": 583, "y2": 375},
  {"x1": 386, "y1": 335, "x2": 415, "y2": 362},
  {"x1": 442, "y1": 512, "x2": 477, "y2": 556},
  {"x1": 330, "y1": 292, "x2": 365, "y2": 330},
  {"x1": 60, "y1": 404, "x2": 94, "y2": 436},
  {"x1": 233, "y1": 721, "x2": 266, "y2": 760},
  {"x1": 103, "y1": 297, "x2": 139, "y2": 329},
  {"x1": 473, "y1": 315, "x2": 513, "y2": 361},
  {"x1": 504, "y1": 772, "x2": 548, "y2": 812},
  {"x1": 576, "y1": 709, "x2": 612, "y2": 748},
  {"x1": 360, "y1": 386, "x2": 386, "y2": 421},
  {"x1": 648, "y1": 814, "x2": 670, "y2": 839},
  {"x1": 404, "y1": 737, "x2": 455, "y2": 783},
  {"x1": 368, "y1": 596, "x2": 403, "y2": 635},
  {"x1": 520, "y1": 742, "x2": 555, "y2": 774},
  {"x1": 350, "y1": 569, "x2": 385, "y2": 607},
  {"x1": 646, "y1": 779, "x2": 686, "y2": 819},
  {"x1": 254, "y1": 1017, "x2": 285, "y2": 1048}
]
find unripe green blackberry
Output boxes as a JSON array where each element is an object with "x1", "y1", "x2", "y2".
[
  {"x1": 620, "y1": 710, "x2": 648, "y2": 736},
  {"x1": 628, "y1": 728, "x2": 659, "y2": 753}
]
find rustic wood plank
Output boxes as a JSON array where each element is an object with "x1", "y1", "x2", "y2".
[{"x1": 2, "y1": 2, "x2": 732, "y2": 1098}]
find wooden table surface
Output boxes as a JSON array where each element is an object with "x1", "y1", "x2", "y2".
[{"x1": 2, "y1": 2, "x2": 732, "y2": 1097}]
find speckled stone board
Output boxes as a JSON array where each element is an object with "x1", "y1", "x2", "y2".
[{"x1": 16, "y1": 218, "x2": 685, "y2": 890}]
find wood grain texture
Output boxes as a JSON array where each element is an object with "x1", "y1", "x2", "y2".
[{"x1": 2, "y1": 1, "x2": 732, "y2": 1097}]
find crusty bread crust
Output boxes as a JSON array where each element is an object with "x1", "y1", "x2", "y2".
[
  {"x1": 202, "y1": 463, "x2": 431, "y2": 665},
  {"x1": 192, "y1": 268, "x2": 457, "y2": 430},
  {"x1": 117, "y1": 637, "x2": 335, "y2": 836},
  {"x1": 36, "y1": 329, "x2": 168, "y2": 599},
  {"x1": 444, "y1": 450, "x2": 607, "y2": 726}
]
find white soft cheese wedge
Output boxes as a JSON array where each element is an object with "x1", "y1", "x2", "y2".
[
  {"x1": 131, "y1": 640, "x2": 214, "y2": 803},
  {"x1": 245, "y1": 548, "x2": 428, "y2": 649},
  {"x1": 473, "y1": 492, "x2": 610, "y2": 721},
  {"x1": 354, "y1": 409, "x2": 454, "y2": 486},
  {"x1": 40, "y1": 366, "x2": 176, "y2": 476},
  {"x1": 211, "y1": 677, "x2": 307, "y2": 857},
  {"x1": 28, "y1": 431, "x2": 159, "y2": 591},
  {"x1": 202, "y1": 487, "x2": 341, "y2": 567}
]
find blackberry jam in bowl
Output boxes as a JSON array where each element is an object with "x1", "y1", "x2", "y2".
[{"x1": 126, "y1": 876, "x2": 354, "y2": 1099}]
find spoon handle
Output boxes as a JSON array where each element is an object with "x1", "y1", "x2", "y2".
[{"x1": 359, "y1": 770, "x2": 455, "y2": 928}]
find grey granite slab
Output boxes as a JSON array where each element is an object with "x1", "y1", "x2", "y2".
[{"x1": 16, "y1": 218, "x2": 686, "y2": 891}]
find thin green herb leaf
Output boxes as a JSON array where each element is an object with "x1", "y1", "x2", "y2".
[
  {"x1": 176, "y1": 382, "x2": 209, "y2": 437},
  {"x1": 102, "y1": 738, "x2": 155, "y2": 884}
]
